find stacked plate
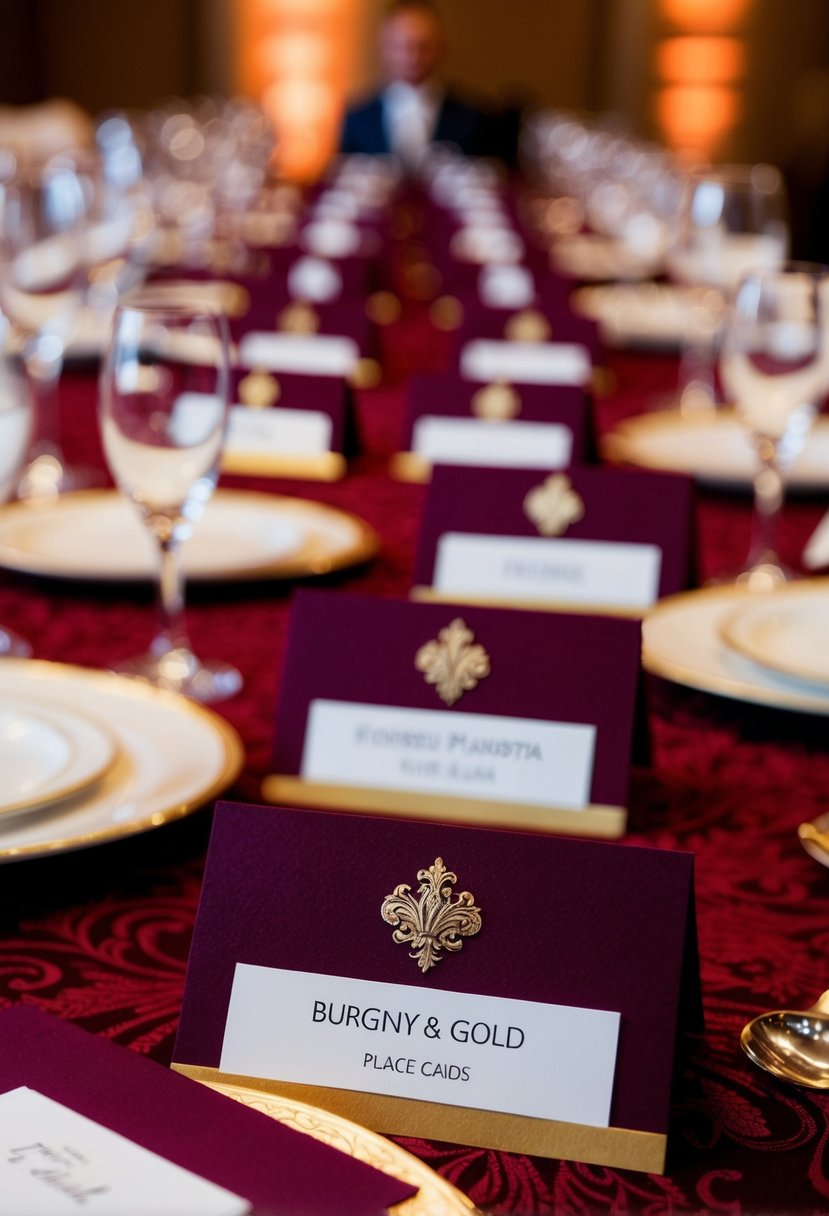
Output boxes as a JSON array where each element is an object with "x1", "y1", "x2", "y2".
[
  {"x1": 643, "y1": 579, "x2": 829, "y2": 717},
  {"x1": 0, "y1": 658, "x2": 243, "y2": 862}
]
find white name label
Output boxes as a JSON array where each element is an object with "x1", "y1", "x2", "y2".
[
  {"x1": 0, "y1": 1087, "x2": 249, "y2": 1216},
  {"x1": 433, "y1": 533, "x2": 663, "y2": 610},
  {"x1": 302, "y1": 700, "x2": 596, "y2": 809},
  {"x1": 412, "y1": 416, "x2": 573, "y2": 469},
  {"x1": 237, "y1": 333, "x2": 359, "y2": 376},
  {"x1": 221, "y1": 966, "x2": 620, "y2": 1129},
  {"x1": 226, "y1": 405, "x2": 333, "y2": 457},
  {"x1": 460, "y1": 339, "x2": 592, "y2": 386}
]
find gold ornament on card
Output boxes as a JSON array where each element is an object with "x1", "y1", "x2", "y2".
[
  {"x1": 277, "y1": 300, "x2": 320, "y2": 334},
  {"x1": 415, "y1": 617, "x2": 490, "y2": 706},
  {"x1": 238, "y1": 367, "x2": 281, "y2": 409},
  {"x1": 504, "y1": 309, "x2": 552, "y2": 343},
  {"x1": 381, "y1": 858, "x2": 482, "y2": 973},
  {"x1": 470, "y1": 379, "x2": 522, "y2": 421},
  {"x1": 523, "y1": 473, "x2": 585, "y2": 537}
]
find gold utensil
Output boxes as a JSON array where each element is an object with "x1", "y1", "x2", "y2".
[
  {"x1": 798, "y1": 817, "x2": 829, "y2": 868},
  {"x1": 741, "y1": 991, "x2": 829, "y2": 1088}
]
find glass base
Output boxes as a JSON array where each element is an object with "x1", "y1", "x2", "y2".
[
  {"x1": 112, "y1": 645, "x2": 242, "y2": 704},
  {"x1": 708, "y1": 561, "x2": 794, "y2": 592},
  {"x1": 0, "y1": 626, "x2": 31, "y2": 658}
]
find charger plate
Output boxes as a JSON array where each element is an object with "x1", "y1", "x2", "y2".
[
  {"x1": 643, "y1": 584, "x2": 829, "y2": 715},
  {"x1": 602, "y1": 409, "x2": 829, "y2": 491},
  {"x1": 201, "y1": 1079, "x2": 478, "y2": 1216},
  {"x1": 0, "y1": 489, "x2": 378, "y2": 582},
  {"x1": 0, "y1": 659, "x2": 243, "y2": 861},
  {"x1": 720, "y1": 580, "x2": 829, "y2": 689}
]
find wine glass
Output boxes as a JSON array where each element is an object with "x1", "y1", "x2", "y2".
[
  {"x1": 99, "y1": 288, "x2": 241, "y2": 701},
  {"x1": 0, "y1": 160, "x2": 88, "y2": 498},
  {"x1": 0, "y1": 308, "x2": 33, "y2": 655},
  {"x1": 668, "y1": 164, "x2": 789, "y2": 413},
  {"x1": 720, "y1": 262, "x2": 829, "y2": 589}
]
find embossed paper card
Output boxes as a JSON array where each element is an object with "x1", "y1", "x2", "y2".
[
  {"x1": 173, "y1": 802, "x2": 700, "y2": 1173},
  {"x1": 413, "y1": 464, "x2": 694, "y2": 614},
  {"x1": 0, "y1": 1006, "x2": 415, "y2": 1216},
  {"x1": 392, "y1": 371, "x2": 589, "y2": 483},
  {"x1": 263, "y1": 590, "x2": 641, "y2": 837}
]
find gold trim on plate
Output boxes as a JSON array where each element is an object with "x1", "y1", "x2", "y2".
[
  {"x1": 177, "y1": 1065, "x2": 666, "y2": 1175},
  {"x1": 261, "y1": 775, "x2": 626, "y2": 838}
]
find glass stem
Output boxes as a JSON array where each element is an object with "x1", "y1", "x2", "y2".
[
  {"x1": 25, "y1": 342, "x2": 65, "y2": 461},
  {"x1": 748, "y1": 437, "x2": 784, "y2": 570},
  {"x1": 154, "y1": 532, "x2": 190, "y2": 657}
]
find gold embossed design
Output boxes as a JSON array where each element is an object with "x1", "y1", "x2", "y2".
[
  {"x1": 382, "y1": 858, "x2": 482, "y2": 973},
  {"x1": 504, "y1": 309, "x2": 552, "y2": 343},
  {"x1": 524, "y1": 473, "x2": 585, "y2": 537},
  {"x1": 470, "y1": 380, "x2": 521, "y2": 421},
  {"x1": 415, "y1": 617, "x2": 490, "y2": 706},
  {"x1": 277, "y1": 300, "x2": 320, "y2": 334},
  {"x1": 238, "y1": 367, "x2": 281, "y2": 409}
]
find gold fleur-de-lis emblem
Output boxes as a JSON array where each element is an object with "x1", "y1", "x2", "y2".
[
  {"x1": 381, "y1": 858, "x2": 482, "y2": 973},
  {"x1": 415, "y1": 618, "x2": 490, "y2": 706},
  {"x1": 277, "y1": 300, "x2": 320, "y2": 334},
  {"x1": 470, "y1": 379, "x2": 522, "y2": 421},
  {"x1": 523, "y1": 473, "x2": 585, "y2": 537},
  {"x1": 504, "y1": 309, "x2": 552, "y2": 343},
  {"x1": 238, "y1": 367, "x2": 281, "y2": 409}
]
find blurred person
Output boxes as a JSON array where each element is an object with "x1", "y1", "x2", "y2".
[{"x1": 339, "y1": 0, "x2": 499, "y2": 166}]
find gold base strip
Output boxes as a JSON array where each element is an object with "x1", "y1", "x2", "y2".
[
  {"x1": 221, "y1": 451, "x2": 346, "y2": 481},
  {"x1": 260, "y1": 774, "x2": 626, "y2": 838},
  {"x1": 389, "y1": 452, "x2": 432, "y2": 483},
  {"x1": 411, "y1": 585, "x2": 644, "y2": 619},
  {"x1": 173, "y1": 1064, "x2": 666, "y2": 1175}
]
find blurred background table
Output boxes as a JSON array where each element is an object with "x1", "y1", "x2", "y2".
[{"x1": 2, "y1": 304, "x2": 829, "y2": 1216}]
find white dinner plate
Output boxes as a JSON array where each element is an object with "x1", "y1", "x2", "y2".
[
  {"x1": 550, "y1": 233, "x2": 662, "y2": 282},
  {"x1": 643, "y1": 583, "x2": 829, "y2": 715},
  {"x1": 0, "y1": 489, "x2": 378, "y2": 582},
  {"x1": 0, "y1": 659, "x2": 243, "y2": 861},
  {"x1": 572, "y1": 282, "x2": 724, "y2": 349},
  {"x1": 720, "y1": 581, "x2": 829, "y2": 689},
  {"x1": 0, "y1": 698, "x2": 117, "y2": 819},
  {"x1": 602, "y1": 409, "x2": 829, "y2": 491}
]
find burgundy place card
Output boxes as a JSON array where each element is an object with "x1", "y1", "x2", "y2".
[
  {"x1": 453, "y1": 302, "x2": 604, "y2": 365},
  {"x1": 0, "y1": 1005, "x2": 415, "y2": 1216},
  {"x1": 223, "y1": 366, "x2": 358, "y2": 480},
  {"x1": 173, "y1": 802, "x2": 701, "y2": 1174},
  {"x1": 391, "y1": 371, "x2": 590, "y2": 483},
  {"x1": 412, "y1": 464, "x2": 695, "y2": 614},
  {"x1": 263, "y1": 590, "x2": 641, "y2": 838}
]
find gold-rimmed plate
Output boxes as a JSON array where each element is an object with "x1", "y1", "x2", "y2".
[
  {"x1": 0, "y1": 697, "x2": 117, "y2": 819},
  {"x1": 200, "y1": 1080, "x2": 479, "y2": 1216},
  {"x1": 643, "y1": 583, "x2": 829, "y2": 715},
  {"x1": 720, "y1": 580, "x2": 829, "y2": 689},
  {"x1": 0, "y1": 659, "x2": 243, "y2": 862},
  {"x1": 0, "y1": 489, "x2": 378, "y2": 583},
  {"x1": 602, "y1": 409, "x2": 829, "y2": 491}
]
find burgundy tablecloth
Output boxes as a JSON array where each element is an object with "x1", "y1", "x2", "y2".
[{"x1": 2, "y1": 312, "x2": 829, "y2": 1216}]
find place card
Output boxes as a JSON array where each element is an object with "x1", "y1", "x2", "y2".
[
  {"x1": 0, "y1": 1005, "x2": 415, "y2": 1216},
  {"x1": 459, "y1": 337, "x2": 593, "y2": 387},
  {"x1": 391, "y1": 371, "x2": 589, "y2": 483},
  {"x1": 222, "y1": 367, "x2": 356, "y2": 480},
  {"x1": 263, "y1": 590, "x2": 642, "y2": 838},
  {"x1": 412, "y1": 465, "x2": 694, "y2": 613},
  {"x1": 236, "y1": 332, "x2": 380, "y2": 389},
  {"x1": 455, "y1": 302, "x2": 603, "y2": 365},
  {"x1": 233, "y1": 293, "x2": 376, "y2": 358},
  {"x1": 173, "y1": 802, "x2": 701, "y2": 1173}
]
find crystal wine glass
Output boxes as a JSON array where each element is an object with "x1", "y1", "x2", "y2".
[
  {"x1": 98, "y1": 287, "x2": 241, "y2": 701},
  {"x1": 0, "y1": 308, "x2": 33, "y2": 655},
  {"x1": 720, "y1": 262, "x2": 829, "y2": 589},
  {"x1": 668, "y1": 164, "x2": 789, "y2": 413},
  {"x1": 0, "y1": 160, "x2": 88, "y2": 498}
]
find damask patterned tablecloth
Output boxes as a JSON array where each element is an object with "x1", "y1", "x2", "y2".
[{"x1": 2, "y1": 316, "x2": 829, "y2": 1215}]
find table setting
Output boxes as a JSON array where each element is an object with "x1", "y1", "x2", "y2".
[{"x1": 2, "y1": 104, "x2": 829, "y2": 1216}]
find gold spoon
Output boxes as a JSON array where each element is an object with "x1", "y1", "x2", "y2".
[
  {"x1": 798, "y1": 818, "x2": 829, "y2": 869},
  {"x1": 741, "y1": 991, "x2": 829, "y2": 1088}
]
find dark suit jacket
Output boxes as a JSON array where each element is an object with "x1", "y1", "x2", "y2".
[{"x1": 340, "y1": 89, "x2": 495, "y2": 160}]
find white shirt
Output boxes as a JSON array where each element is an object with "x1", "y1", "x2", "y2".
[{"x1": 383, "y1": 81, "x2": 443, "y2": 168}]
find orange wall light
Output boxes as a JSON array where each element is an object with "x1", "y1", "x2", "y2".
[{"x1": 235, "y1": 0, "x2": 361, "y2": 181}]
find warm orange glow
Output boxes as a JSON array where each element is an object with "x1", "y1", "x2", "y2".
[
  {"x1": 657, "y1": 36, "x2": 745, "y2": 85},
  {"x1": 235, "y1": 0, "x2": 360, "y2": 181},
  {"x1": 656, "y1": 85, "x2": 740, "y2": 157},
  {"x1": 660, "y1": 0, "x2": 751, "y2": 31}
]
